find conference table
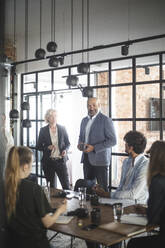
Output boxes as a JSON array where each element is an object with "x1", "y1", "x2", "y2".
[{"x1": 48, "y1": 190, "x2": 157, "y2": 248}]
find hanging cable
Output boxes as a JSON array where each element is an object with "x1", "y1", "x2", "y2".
[
  {"x1": 46, "y1": 0, "x2": 57, "y2": 54},
  {"x1": 77, "y1": 0, "x2": 90, "y2": 74},
  {"x1": 71, "y1": 0, "x2": 73, "y2": 65},
  {"x1": 87, "y1": 0, "x2": 89, "y2": 63},
  {"x1": 25, "y1": 0, "x2": 29, "y2": 72},
  {"x1": 39, "y1": 0, "x2": 42, "y2": 48},
  {"x1": 128, "y1": 0, "x2": 130, "y2": 40},
  {"x1": 51, "y1": 0, "x2": 54, "y2": 42},
  {"x1": 54, "y1": 0, "x2": 56, "y2": 43},
  {"x1": 34, "y1": 0, "x2": 46, "y2": 59},
  {"x1": 13, "y1": 0, "x2": 16, "y2": 61},
  {"x1": 82, "y1": 0, "x2": 84, "y2": 63}
]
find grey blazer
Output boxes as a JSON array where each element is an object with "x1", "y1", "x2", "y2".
[{"x1": 78, "y1": 112, "x2": 116, "y2": 166}]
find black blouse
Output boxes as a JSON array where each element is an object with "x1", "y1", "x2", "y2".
[
  {"x1": 147, "y1": 174, "x2": 165, "y2": 237},
  {"x1": 8, "y1": 178, "x2": 52, "y2": 248}
]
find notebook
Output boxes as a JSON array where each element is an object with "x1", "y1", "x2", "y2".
[
  {"x1": 99, "y1": 222, "x2": 146, "y2": 237},
  {"x1": 121, "y1": 214, "x2": 147, "y2": 226},
  {"x1": 55, "y1": 215, "x2": 74, "y2": 224}
]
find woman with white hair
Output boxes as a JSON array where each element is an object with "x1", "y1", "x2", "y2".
[{"x1": 37, "y1": 109, "x2": 70, "y2": 189}]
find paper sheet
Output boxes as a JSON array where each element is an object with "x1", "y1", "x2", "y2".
[
  {"x1": 55, "y1": 215, "x2": 74, "y2": 224},
  {"x1": 121, "y1": 214, "x2": 147, "y2": 226},
  {"x1": 99, "y1": 198, "x2": 135, "y2": 207}
]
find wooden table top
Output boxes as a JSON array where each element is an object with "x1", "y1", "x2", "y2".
[{"x1": 49, "y1": 190, "x2": 153, "y2": 247}]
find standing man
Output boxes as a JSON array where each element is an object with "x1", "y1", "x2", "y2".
[
  {"x1": 78, "y1": 97, "x2": 116, "y2": 191},
  {"x1": 37, "y1": 109, "x2": 70, "y2": 189}
]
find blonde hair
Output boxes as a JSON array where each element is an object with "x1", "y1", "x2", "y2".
[
  {"x1": 44, "y1": 109, "x2": 57, "y2": 123},
  {"x1": 147, "y1": 140, "x2": 165, "y2": 187},
  {"x1": 5, "y1": 146, "x2": 33, "y2": 218}
]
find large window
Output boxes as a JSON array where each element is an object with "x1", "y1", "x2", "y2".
[{"x1": 21, "y1": 51, "x2": 165, "y2": 187}]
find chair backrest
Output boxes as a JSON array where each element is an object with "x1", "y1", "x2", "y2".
[{"x1": 74, "y1": 179, "x2": 96, "y2": 194}]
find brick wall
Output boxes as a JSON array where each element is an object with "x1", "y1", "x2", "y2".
[{"x1": 96, "y1": 66, "x2": 164, "y2": 185}]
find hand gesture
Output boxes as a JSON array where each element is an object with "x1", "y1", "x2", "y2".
[
  {"x1": 48, "y1": 145, "x2": 55, "y2": 151},
  {"x1": 61, "y1": 150, "x2": 66, "y2": 157},
  {"x1": 77, "y1": 143, "x2": 84, "y2": 151},
  {"x1": 84, "y1": 144, "x2": 94, "y2": 153},
  {"x1": 92, "y1": 184, "x2": 109, "y2": 197}
]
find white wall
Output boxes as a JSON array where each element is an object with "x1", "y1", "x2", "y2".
[{"x1": 5, "y1": 0, "x2": 165, "y2": 73}]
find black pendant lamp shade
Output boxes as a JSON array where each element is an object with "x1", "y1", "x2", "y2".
[
  {"x1": 22, "y1": 119, "x2": 32, "y2": 128},
  {"x1": 21, "y1": 102, "x2": 30, "y2": 111},
  {"x1": 35, "y1": 48, "x2": 46, "y2": 59},
  {"x1": 77, "y1": 63, "x2": 89, "y2": 74},
  {"x1": 49, "y1": 56, "x2": 59, "y2": 67},
  {"x1": 47, "y1": 41, "x2": 57, "y2": 52},
  {"x1": 66, "y1": 75, "x2": 79, "y2": 87},
  {"x1": 9, "y1": 109, "x2": 19, "y2": 119},
  {"x1": 82, "y1": 86, "x2": 93, "y2": 97}
]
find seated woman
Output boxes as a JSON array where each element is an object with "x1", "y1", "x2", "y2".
[
  {"x1": 5, "y1": 146, "x2": 67, "y2": 248},
  {"x1": 127, "y1": 140, "x2": 165, "y2": 248}
]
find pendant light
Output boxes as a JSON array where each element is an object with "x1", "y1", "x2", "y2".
[
  {"x1": 35, "y1": 0, "x2": 46, "y2": 59},
  {"x1": 77, "y1": 0, "x2": 89, "y2": 74},
  {"x1": 66, "y1": 0, "x2": 78, "y2": 85},
  {"x1": 47, "y1": 0, "x2": 57, "y2": 53}
]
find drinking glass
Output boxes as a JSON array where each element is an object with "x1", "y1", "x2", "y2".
[
  {"x1": 78, "y1": 187, "x2": 87, "y2": 208},
  {"x1": 113, "y1": 203, "x2": 123, "y2": 221}
]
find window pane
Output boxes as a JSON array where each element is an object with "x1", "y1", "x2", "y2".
[
  {"x1": 96, "y1": 88, "x2": 109, "y2": 116},
  {"x1": 136, "y1": 84, "x2": 159, "y2": 118},
  {"x1": 28, "y1": 95, "x2": 36, "y2": 119},
  {"x1": 23, "y1": 129, "x2": 27, "y2": 146},
  {"x1": 163, "y1": 54, "x2": 165, "y2": 80},
  {"x1": 31, "y1": 149, "x2": 36, "y2": 174},
  {"x1": 112, "y1": 86, "x2": 132, "y2": 118},
  {"x1": 136, "y1": 55, "x2": 159, "y2": 82},
  {"x1": 113, "y1": 121, "x2": 132, "y2": 153},
  {"x1": 54, "y1": 68, "x2": 69, "y2": 90},
  {"x1": 38, "y1": 71, "x2": 51, "y2": 92},
  {"x1": 29, "y1": 122, "x2": 36, "y2": 147},
  {"x1": 23, "y1": 74, "x2": 36, "y2": 93},
  {"x1": 163, "y1": 121, "x2": 165, "y2": 138},
  {"x1": 112, "y1": 155, "x2": 128, "y2": 187},
  {"x1": 90, "y1": 63, "x2": 109, "y2": 86},
  {"x1": 136, "y1": 121, "x2": 160, "y2": 152},
  {"x1": 38, "y1": 94, "x2": 52, "y2": 120},
  {"x1": 111, "y1": 59, "x2": 132, "y2": 84}
]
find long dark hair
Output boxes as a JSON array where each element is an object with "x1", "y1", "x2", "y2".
[
  {"x1": 5, "y1": 146, "x2": 33, "y2": 218},
  {"x1": 147, "y1": 140, "x2": 165, "y2": 187}
]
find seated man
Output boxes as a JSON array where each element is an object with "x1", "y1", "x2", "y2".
[
  {"x1": 93, "y1": 130, "x2": 148, "y2": 203},
  {"x1": 86, "y1": 130, "x2": 149, "y2": 248}
]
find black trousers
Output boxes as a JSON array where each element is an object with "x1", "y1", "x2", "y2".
[
  {"x1": 7, "y1": 228, "x2": 50, "y2": 248},
  {"x1": 83, "y1": 154, "x2": 108, "y2": 191},
  {"x1": 43, "y1": 158, "x2": 70, "y2": 189},
  {"x1": 127, "y1": 234, "x2": 164, "y2": 248}
]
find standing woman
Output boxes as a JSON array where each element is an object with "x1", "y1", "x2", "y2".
[
  {"x1": 5, "y1": 146, "x2": 67, "y2": 248},
  {"x1": 127, "y1": 140, "x2": 165, "y2": 248},
  {"x1": 37, "y1": 109, "x2": 70, "y2": 189}
]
